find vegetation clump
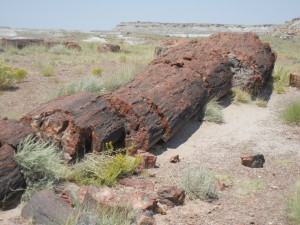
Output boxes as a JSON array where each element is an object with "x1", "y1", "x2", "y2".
[
  {"x1": 91, "y1": 66, "x2": 103, "y2": 76},
  {"x1": 273, "y1": 66, "x2": 290, "y2": 94},
  {"x1": 183, "y1": 166, "x2": 218, "y2": 200},
  {"x1": 204, "y1": 100, "x2": 224, "y2": 124},
  {"x1": 286, "y1": 184, "x2": 300, "y2": 225},
  {"x1": 280, "y1": 101, "x2": 300, "y2": 124},
  {"x1": 15, "y1": 135, "x2": 67, "y2": 201},
  {"x1": 0, "y1": 62, "x2": 28, "y2": 89},
  {"x1": 231, "y1": 87, "x2": 252, "y2": 103},
  {"x1": 69, "y1": 144, "x2": 141, "y2": 186}
]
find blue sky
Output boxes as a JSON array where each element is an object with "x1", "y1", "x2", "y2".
[{"x1": 1, "y1": 0, "x2": 299, "y2": 30}]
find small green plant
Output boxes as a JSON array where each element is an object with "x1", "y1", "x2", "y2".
[
  {"x1": 119, "y1": 55, "x2": 127, "y2": 63},
  {"x1": 235, "y1": 178, "x2": 264, "y2": 196},
  {"x1": 48, "y1": 44, "x2": 71, "y2": 55},
  {"x1": 273, "y1": 66, "x2": 290, "y2": 94},
  {"x1": 14, "y1": 68, "x2": 27, "y2": 82},
  {"x1": 280, "y1": 101, "x2": 300, "y2": 124},
  {"x1": 41, "y1": 65, "x2": 55, "y2": 76},
  {"x1": 183, "y1": 166, "x2": 218, "y2": 200},
  {"x1": 204, "y1": 100, "x2": 224, "y2": 124},
  {"x1": 69, "y1": 146, "x2": 141, "y2": 186},
  {"x1": 286, "y1": 183, "x2": 300, "y2": 225},
  {"x1": 67, "y1": 199, "x2": 133, "y2": 225},
  {"x1": 56, "y1": 75, "x2": 106, "y2": 97},
  {"x1": 255, "y1": 97, "x2": 268, "y2": 107},
  {"x1": 231, "y1": 87, "x2": 252, "y2": 103},
  {"x1": 0, "y1": 62, "x2": 16, "y2": 89},
  {"x1": 91, "y1": 66, "x2": 103, "y2": 76},
  {"x1": 15, "y1": 135, "x2": 67, "y2": 201}
]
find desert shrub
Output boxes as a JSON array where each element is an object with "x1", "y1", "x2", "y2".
[
  {"x1": 183, "y1": 166, "x2": 218, "y2": 200},
  {"x1": 15, "y1": 135, "x2": 67, "y2": 201},
  {"x1": 0, "y1": 62, "x2": 28, "y2": 89},
  {"x1": 256, "y1": 98, "x2": 268, "y2": 107},
  {"x1": 41, "y1": 65, "x2": 55, "y2": 76},
  {"x1": 231, "y1": 87, "x2": 252, "y2": 103},
  {"x1": 204, "y1": 100, "x2": 224, "y2": 124},
  {"x1": 280, "y1": 101, "x2": 300, "y2": 124},
  {"x1": 14, "y1": 68, "x2": 28, "y2": 82},
  {"x1": 119, "y1": 55, "x2": 127, "y2": 63},
  {"x1": 286, "y1": 184, "x2": 300, "y2": 225},
  {"x1": 68, "y1": 200, "x2": 133, "y2": 225},
  {"x1": 48, "y1": 44, "x2": 71, "y2": 55},
  {"x1": 91, "y1": 66, "x2": 103, "y2": 76},
  {"x1": 69, "y1": 147, "x2": 141, "y2": 186},
  {"x1": 273, "y1": 66, "x2": 290, "y2": 94},
  {"x1": 56, "y1": 75, "x2": 106, "y2": 96},
  {"x1": 0, "y1": 62, "x2": 16, "y2": 89}
]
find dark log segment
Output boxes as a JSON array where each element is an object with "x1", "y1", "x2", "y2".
[
  {"x1": 197, "y1": 32, "x2": 277, "y2": 94},
  {"x1": 22, "y1": 92, "x2": 127, "y2": 161},
  {"x1": 0, "y1": 119, "x2": 34, "y2": 148},
  {"x1": 0, "y1": 144, "x2": 26, "y2": 210}
]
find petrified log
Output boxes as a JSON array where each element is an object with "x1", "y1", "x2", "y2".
[
  {"x1": 0, "y1": 119, "x2": 34, "y2": 209},
  {"x1": 1, "y1": 38, "x2": 44, "y2": 49},
  {"x1": 0, "y1": 144, "x2": 26, "y2": 210},
  {"x1": 21, "y1": 190, "x2": 75, "y2": 225},
  {"x1": 20, "y1": 32, "x2": 276, "y2": 159}
]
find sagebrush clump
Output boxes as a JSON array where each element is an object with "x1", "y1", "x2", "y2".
[
  {"x1": 204, "y1": 100, "x2": 224, "y2": 124},
  {"x1": 280, "y1": 101, "x2": 300, "y2": 124},
  {"x1": 15, "y1": 135, "x2": 67, "y2": 201},
  {"x1": 231, "y1": 87, "x2": 252, "y2": 103}
]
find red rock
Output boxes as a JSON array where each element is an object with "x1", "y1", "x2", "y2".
[
  {"x1": 119, "y1": 177, "x2": 155, "y2": 190},
  {"x1": 97, "y1": 43, "x2": 120, "y2": 52},
  {"x1": 169, "y1": 154, "x2": 180, "y2": 163},
  {"x1": 240, "y1": 153, "x2": 265, "y2": 168},
  {"x1": 139, "y1": 150, "x2": 157, "y2": 169},
  {"x1": 290, "y1": 72, "x2": 300, "y2": 88},
  {"x1": 137, "y1": 212, "x2": 156, "y2": 225},
  {"x1": 21, "y1": 190, "x2": 75, "y2": 225},
  {"x1": 157, "y1": 185, "x2": 185, "y2": 207},
  {"x1": 63, "y1": 41, "x2": 81, "y2": 51}
]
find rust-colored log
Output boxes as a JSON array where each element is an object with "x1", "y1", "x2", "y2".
[
  {"x1": 20, "y1": 33, "x2": 276, "y2": 157},
  {"x1": 0, "y1": 144, "x2": 26, "y2": 210}
]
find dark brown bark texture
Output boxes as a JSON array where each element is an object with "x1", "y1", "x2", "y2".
[
  {"x1": 7, "y1": 32, "x2": 277, "y2": 160},
  {"x1": 0, "y1": 33, "x2": 276, "y2": 207}
]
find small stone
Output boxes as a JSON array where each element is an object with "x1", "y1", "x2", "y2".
[
  {"x1": 157, "y1": 185, "x2": 185, "y2": 207},
  {"x1": 240, "y1": 153, "x2": 265, "y2": 168},
  {"x1": 138, "y1": 150, "x2": 157, "y2": 169},
  {"x1": 169, "y1": 155, "x2": 180, "y2": 163}
]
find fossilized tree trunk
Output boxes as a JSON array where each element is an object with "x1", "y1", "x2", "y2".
[
  {"x1": 0, "y1": 33, "x2": 276, "y2": 208},
  {"x1": 21, "y1": 32, "x2": 275, "y2": 160}
]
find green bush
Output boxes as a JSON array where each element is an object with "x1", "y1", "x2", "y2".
[
  {"x1": 204, "y1": 100, "x2": 224, "y2": 124},
  {"x1": 273, "y1": 66, "x2": 290, "y2": 94},
  {"x1": 69, "y1": 150, "x2": 141, "y2": 186},
  {"x1": 68, "y1": 200, "x2": 133, "y2": 225},
  {"x1": 91, "y1": 66, "x2": 103, "y2": 76},
  {"x1": 0, "y1": 62, "x2": 16, "y2": 89},
  {"x1": 231, "y1": 87, "x2": 252, "y2": 103},
  {"x1": 280, "y1": 101, "x2": 300, "y2": 124},
  {"x1": 14, "y1": 68, "x2": 28, "y2": 82},
  {"x1": 183, "y1": 166, "x2": 218, "y2": 200},
  {"x1": 48, "y1": 44, "x2": 71, "y2": 55},
  {"x1": 256, "y1": 98, "x2": 268, "y2": 107},
  {"x1": 15, "y1": 135, "x2": 66, "y2": 201},
  {"x1": 286, "y1": 184, "x2": 300, "y2": 225},
  {"x1": 41, "y1": 65, "x2": 55, "y2": 76},
  {"x1": 56, "y1": 75, "x2": 106, "y2": 97}
]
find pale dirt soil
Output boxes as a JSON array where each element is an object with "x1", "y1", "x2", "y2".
[{"x1": 0, "y1": 36, "x2": 300, "y2": 225}]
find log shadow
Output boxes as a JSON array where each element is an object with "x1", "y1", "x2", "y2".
[{"x1": 148, "y1": 116, "x2": 202, "y2": 156}]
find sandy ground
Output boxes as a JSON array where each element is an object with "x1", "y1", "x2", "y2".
[{"x1": 149, "y1": 87, "x2": 300, "y2": 225}]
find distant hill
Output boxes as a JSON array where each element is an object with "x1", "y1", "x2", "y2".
[{"x1": 113, "y1": 21, "x2": 279, "y2": 37}]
